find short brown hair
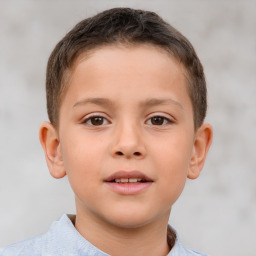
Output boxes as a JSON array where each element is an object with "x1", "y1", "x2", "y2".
[{"x1": 46, "y1": 8, "x2": 207, "y2": 129}]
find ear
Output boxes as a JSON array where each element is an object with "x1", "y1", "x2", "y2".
[
  {"x1": 188, "y1": 123, "x2": 213, "y2": 179},
  {"x1": 39, "y1": 122, "x2": 66, "y2": 179}
]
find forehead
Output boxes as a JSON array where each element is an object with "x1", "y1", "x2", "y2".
[
  {"x1": 61, "y1": 44, "x2": 191, "y2": 110},
  {"x1": 74, "y1": 43, "x2": 185, "y2": 75}
]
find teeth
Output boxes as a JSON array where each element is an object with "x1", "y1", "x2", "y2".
[
  {"x1": 114, "y1": 178, "x2": 142, "y2": 183},
  {"x1": 129, "y1": 178, "x2": 141, "y2": 183}
]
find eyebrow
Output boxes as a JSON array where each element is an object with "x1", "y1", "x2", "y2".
[
  {"x1": 73, "y1": 98, "x2": 113, "y2": 108},
  {"x1": 141, "y1": 98, "x2": 184, "y2": 110},
  {"x1": 73, "y1": 97, "x2": 183, "y2": 110}
]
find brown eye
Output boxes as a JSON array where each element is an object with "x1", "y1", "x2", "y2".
[
  {"x1": 151, "y1": 116, "x2": 165, "y2": 125},
  {"x1": 91, "y1": 117, "x2": 104, "y2": 125},
  {"x1": 84, "y1": 116, "x2": 108, "y2": 126},
  {"x1": 146, "y1": 116, "x2": 171, "y2": 126}
]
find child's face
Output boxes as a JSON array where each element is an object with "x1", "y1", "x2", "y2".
[{"x1": 42, "y1": 44, "x2": 211, "y2": 228}]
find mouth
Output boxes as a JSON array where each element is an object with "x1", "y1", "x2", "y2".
[
  {"x1": 104, "y1": 171, "x2": 153, "y2": 195},
  {"x1": 110, "y1": 178, "x2": 148, "y2": 183},
  {"x1": 104, "y1": 170, "x2": 153, "y2": 183}
]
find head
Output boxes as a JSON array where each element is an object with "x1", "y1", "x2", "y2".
[
  {"x1": 40, "y1": 8, "x2": 212, "y2": 234},
  {"x1": 46, "y1": 7, "x2": 207, "y2": 130}
]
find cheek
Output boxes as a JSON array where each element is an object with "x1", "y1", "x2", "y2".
[
  {"x1": 152, "y1": 134, "x2": 193, "y2": 171},
  {"x1": 150, "y1": 133, "x2": 194, "y2": 195},
  {"x1": 60, "y1": 134, "x2": 105, "y2": 191},
  {"x1": 154, "y1": 152, "x2": 189, "y2": 207},
  {"x1": 61, "y1": 131, "x2": 104, "y2": 168}
]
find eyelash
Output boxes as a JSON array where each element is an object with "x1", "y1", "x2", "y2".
[{"x1": 82, "y1": 114, "x2": 173, "y2": 126}]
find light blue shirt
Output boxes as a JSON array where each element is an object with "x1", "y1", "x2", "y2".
[{"x1": 0, "y1": 214, "x2": 207, "y2": 256}]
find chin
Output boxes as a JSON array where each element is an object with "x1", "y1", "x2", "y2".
[
  {"x1": 104, "y1": 210, "x2": 158, "y2": 229},
  {"x1": 111, "y1": 220, "x2": 152, "y2": 229}
]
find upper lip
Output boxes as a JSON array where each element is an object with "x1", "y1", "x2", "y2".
[{"x1": 104, "y1": 170, "x2": 153, "y2": 182}]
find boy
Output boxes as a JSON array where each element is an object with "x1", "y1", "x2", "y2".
[{"x1": 1, "y1": 7, "x2": 212, "y2": 256}]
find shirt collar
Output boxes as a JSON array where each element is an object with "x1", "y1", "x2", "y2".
[{"x1": 50, "y1": 214, "x2": 180, "y2": 255}]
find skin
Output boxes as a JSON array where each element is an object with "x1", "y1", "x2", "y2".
[{"x1": 40, "y1": 44, "x2": 212, "y2": 256}]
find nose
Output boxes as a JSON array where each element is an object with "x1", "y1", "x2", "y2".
[{"x1": 110, "y1": 122, "x2": 146, "y2": 159}]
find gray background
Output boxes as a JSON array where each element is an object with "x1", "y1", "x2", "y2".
[{"x1": 0, "y1": 1, "x2": 255, "y2": 255}]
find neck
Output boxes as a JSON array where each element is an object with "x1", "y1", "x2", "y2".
[{"x1": 74, "y1": 205, "x2": 172, "y2": 256}]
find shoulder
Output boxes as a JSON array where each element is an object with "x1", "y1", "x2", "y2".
[
  {"x1": 0, "y1": 234, "x2": 46, "y2": 256},
  {"x1": 0, "y1": 214, "x2": 108, "y2": 256},
  {"x1": 0, "y1": 214, "x2": 68, "y2": 256},
  {"x1": 169, "y1": 240, "x2": 208, "y2": 256},
  {"x1": 167, "y1": 225, "x2": 208, "y2": 256}
]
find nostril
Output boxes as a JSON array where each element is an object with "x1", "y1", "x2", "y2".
[{"x1": 115, "y1": 151, "x2": 141, "y2": 156}]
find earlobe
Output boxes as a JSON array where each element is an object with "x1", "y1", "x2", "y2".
[
  {"x1": 39, "y1": 122, "x2": 66, "y2": 179},
  {"x1": 188, "y1": 123, "x2": 213, "y2": 179}
]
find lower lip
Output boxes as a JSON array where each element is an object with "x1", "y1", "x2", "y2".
[{"x1": 105, "y1": 182, "x2": 153, "y2": 195}]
